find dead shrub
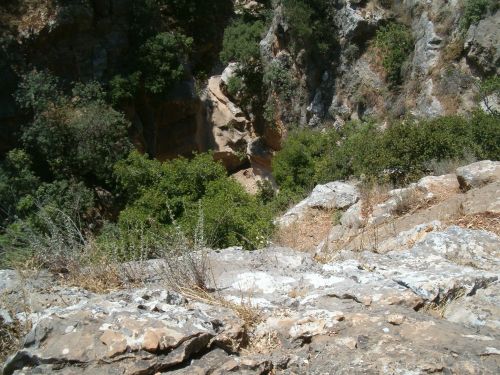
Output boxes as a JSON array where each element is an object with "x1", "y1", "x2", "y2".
[
  {"x1": 0, "y1": 316, "x2": 23, "y2": 363},
  {"x1": 448, "y1": 212, "x2": 500, "y2": 236},
  {"x1": 273, "y1": 209, "x2": 337, "y2": 252}
]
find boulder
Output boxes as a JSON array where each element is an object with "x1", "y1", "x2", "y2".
[
  {"x1": 456, "y1": 160, "x2": 500, "y2": 190},
  {"x1": 276, "y1": 182, "x2": 359, "y2": 227},
  {"x1": 416, "y1": 173, "x2": 460, "y2": 199}
]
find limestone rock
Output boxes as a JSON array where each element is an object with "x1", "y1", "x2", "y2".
[
  {"x1": 416, "y1": 173, "x2": 460, "y2": 199},
  {"x1": 205, "y1": 76, "x2": 251, "y2": 171},
  {"x1": 456, "y1": 160, "x2": 500, "y2": 190},
  {"x1": 465, "y1": 10, "x2": 500, "y2": 75},
  {"x1": 276, "y1": 182, "x2": 359, "y2": 227}
]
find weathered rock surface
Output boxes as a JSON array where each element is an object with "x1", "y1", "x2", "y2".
[
  {"x1": 319, "y1": 162, "x2": 500, "y2": 255},
  {"x1": 276, "y1": 181, "x2": 359, "y2": 227},
  {"x1": 205, "y1": 75, "x2": 252, "y2": 172},
  {"x1": 4, "y1": 222, "x2": 499, "y2": 374},
  {"x1": 456, "y1": 160, "x2": 500, "y2": 190},
  {"x1": 465, "y1": 10, "x2": 500, "y2": 75},
  {"x1": 5, "y1": 159, "x2": 500, "y2": 375}
]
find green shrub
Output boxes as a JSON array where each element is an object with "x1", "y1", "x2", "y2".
[
  {"x1": 460, "y1": 0, "x2": 494, "y2": 31},
  {"x1": 17, "y1": 76, "x2": 132, "y2": 185},
  {"x1": 282, "y1": 0, "x2": 313, "y2": 44},
  {"x1": 109, "y1": 72, "x2": 142, "y2": 105},
  {"x1": 273, "y1": 113, "x2": 500, "y2": 198},
  {"x1": 373, "y1": 22, "x2": 414, "y2": 86},
  {"x1": 226, "y1": 75, "x2": 245, "y2": 98},
  {"x1": 16, "y1": 179, "x2": 95, "y2": 225},
  {"x1": 272, "y1": 128, "x2": 331, "y2": 195},
  {"x1": 0, "y1": 149, "x2": 40, "y2": 225},
  {"x1": 139, "y1": 32, "x2": 193, "y2": 97},
  {"x1": 263, "y1": 61, "x2": 297, "y2": 101},
  {"x1": 15, "y1": 70, "x2": 62, "y2": 113},
  {"x1": 282, "y1": 0, "x2": 336, "y2": 57},
  {"x1": 183, "y1": 179, "x2": 273, "y2": 249},
  {"x1": 220, "y1": 19, "x2": 266, "y2": 64},
  {"x1": 478, "y1": 75, "x2": 500, "y2": 116},
  {"x1": 114, "y1": 152, "x2": 273, "y2": 250}
]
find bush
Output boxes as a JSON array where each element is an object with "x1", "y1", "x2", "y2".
[
  {"x1": 109, "y1": 72, "x2": 142, "y2": 105},
  {"x1": 15, "y1": 70, "x2": 62, "y2": 113},
  {"x1": 282, "y1": 0, "x2": 336, "y2": 57},
  {"x1": 0, "y1": 150, "x2": 40, "y2": 225},
  {"x1": 17, "y1": 75, "x2": 132, "y2": 185},
  {"x1": 226, "y1": 75, "x2": 245, "y2": 98},
  {"x1": 114, "y1": 152, "x2": 272, "y2": 250},
  {"x1": 183, "y1": 179, "x2": 273, "y2": 249},
  {"x1": 272, "y1": 128, "x2": 332, "y2": 195},
  {"x1": 373, "y1": 22, "x2": 414, "y2": 86},
  {"x1": 139, "y1": 32, "x2": 193, "y2": 97},
  {"x1": 282, "y1": 0, "x2": 313, "y2": 44},
  {"x1": 460, "y1": 0, "x2": 494, "y2": 31},
  {"x1": 273, "y1": 113, "x2": 500, "y2": 199},
  {"x1": 263, "y1": 60, "x2": 297, "y2": 101},
  {"x1": 220, "y1": 19, "x2": 266, "y2": 64}
]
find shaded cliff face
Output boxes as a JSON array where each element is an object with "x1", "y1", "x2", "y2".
[{"x1": 0, "y1": 0, "x2": 232, "y2": 160}]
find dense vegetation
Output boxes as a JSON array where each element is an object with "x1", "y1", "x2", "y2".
[
  {"x1": 272, "y1": 112, "x2": 500, "y2": 206},
  {"x1": 0, "y1": 69, "x2": 273, "y2": 267},
  {"x1": 460, "y1": 0, "x2": 498, "y2": 31},
  {"x1": 373, "y1": 22, "x2": 414, "y2": 86}
]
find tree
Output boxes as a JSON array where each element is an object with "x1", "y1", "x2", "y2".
[{"x1": 139, "y1": 32, "x2": 193, "y2": 97}]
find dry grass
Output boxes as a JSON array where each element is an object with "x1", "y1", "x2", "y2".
[
  {"x1": 448, "y1": 212, "x2": 500, "y2": 236},
  {"x1": 273, "y1": 209, "x2": 337, "y2": 252},
  {"x1": 177, "y1": 286, "x2": 262, "y2": 330},
  {"x1": 0, "y1": 317, "x2": 23, "y2": 363},
  {"x1": 360, "y1": 183, "x2": 392, "y2": 218},
  {"x1": 392, "y1": 188, "x2": 432, "y2": 216},
  {"x1": 243, "y1": 330, "x2": 281, "y2": 355}
]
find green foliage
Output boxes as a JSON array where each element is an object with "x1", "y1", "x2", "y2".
[
  {"x1": 139, "y1": 32, "x2": 193, "y2": 97},
  {"x1": 460, "y1": 0, "x2": 495, "y2": 31},
  {"x1": 17, "y1": 75, "x2": 132, "y2": 184},
  {"x1": 263, "y1": 61, "x2": 296, "y2": 101},
  {"x1": 479, "y1": 75, "x2": 500, "y2": 116},
  {"x1": 282, "y1": 0, "x2": 313, "y2": 44},
  {"x1": 0, "y1": 149, "x2": 40, "y2": 225},
  {"x1": 273, "y1": 113, "x2": 500, "y2": 200},
  {"x1": 15, "y1": 70, "x2": 62, "y2": 113},
  {"x1": 226, "y1": 75, "x2": 245, "y2": 98},
  {"x1": 282, "y1": 0, "x2": 336, "y2": 58},
  {"x1": 17, "y1": 180, "x2": 95, "y2": 225},
  {"x1": 72, "y1": 81, "x2": 106, "y2": 105},
  {"x1": 220, "y1": 19, "x2": 266, "y2": 64},
  {"x1": 272, "y1": 128, "x2": 331, "y2": 196},
  {"x1": 184, "y1": 179, "x2": 273, "y2": 249},
  {"x1": 109, "y1": 72, "x2": 142, "y2": 105},
  {"x1": 373, "y1": 22, "x2": 414, "y2": 86},
  {"x1": 114, "y1": 152, "x2": 273, "y2": 250}
]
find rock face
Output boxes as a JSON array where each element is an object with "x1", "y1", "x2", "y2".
[
  {"x1": 3, "y1": 225, "x2": 500, "y2": 374},
  {"x1": 465, "y1": 10, "x2": 500, "y2": 75},
  {"x1": 318, "y1": 161, "x2": 500, "y2": 255}
]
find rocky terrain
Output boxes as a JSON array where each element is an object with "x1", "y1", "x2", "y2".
[{"x1": 1, "y1": 160, "x2": 499, "y2": 374}]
